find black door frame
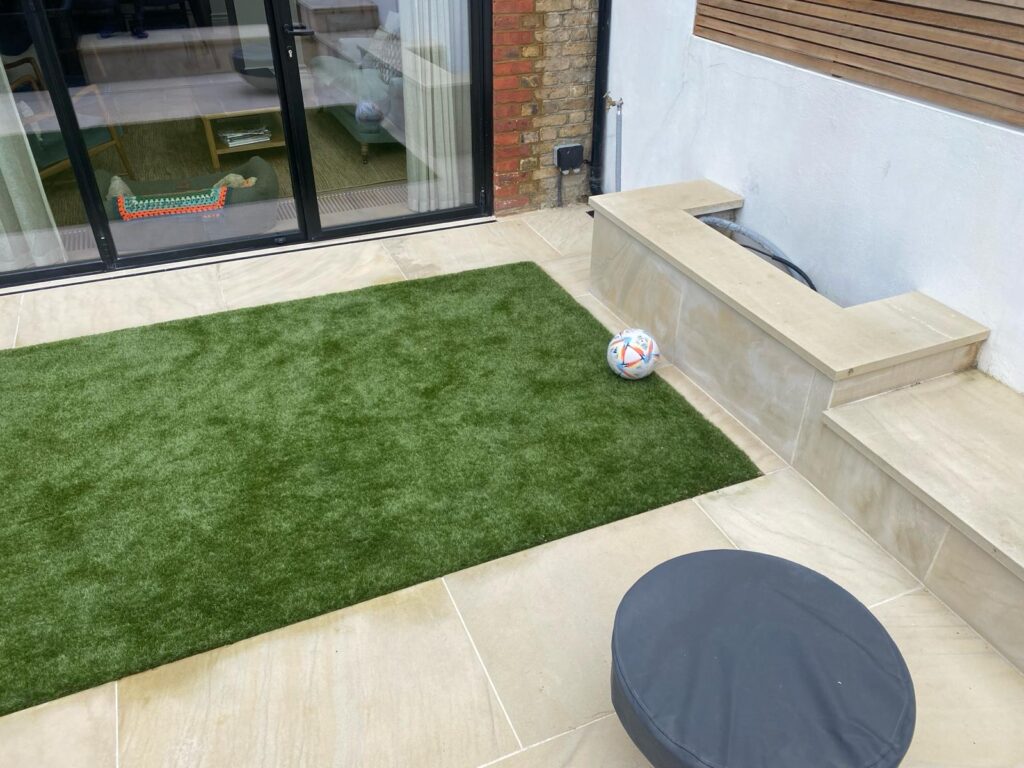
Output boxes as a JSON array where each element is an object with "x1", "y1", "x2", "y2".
[
  {"x1": 265, "y1": 0, "x2": 320, "y2": 241},
  {"x1": 1, "y1": 0, "x2": 493, "y2": 289}
]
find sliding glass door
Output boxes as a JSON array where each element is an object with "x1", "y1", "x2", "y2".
[
  {"x1": 287, "y1": 0, "x2": 476, "y2": 229},
  {"x1": 2, "y1": 8, "x2": 103, "y2": 275},
  {"x1": 0, "y1": 0, "x2": 489, "y2": 286},
  {"x1": 9, "y1": 0, "x2": 304, "y2": 259}
]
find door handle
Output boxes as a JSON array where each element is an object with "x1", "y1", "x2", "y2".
[{"x1": 283, "y1": 23, "x2": 315, "y2": 37}]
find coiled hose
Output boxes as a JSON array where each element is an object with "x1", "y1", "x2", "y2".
[{"x1": 698, "y1": 216, "x2": 817, "y2": 292}]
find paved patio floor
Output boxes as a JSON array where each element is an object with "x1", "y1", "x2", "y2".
[{"x1": 2, "y1": 209, "x2": 1022, "y2": 767}]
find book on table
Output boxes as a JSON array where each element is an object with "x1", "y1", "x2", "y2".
[{"x1": 217, "y1": 125, "x2": 272, "y2": 148}]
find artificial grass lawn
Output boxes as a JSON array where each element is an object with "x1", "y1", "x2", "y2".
[{"x1": 0, "y1": 262, "x2": 758, "y2": 715}]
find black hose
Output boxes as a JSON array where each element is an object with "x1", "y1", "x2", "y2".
[
  {"x1": 698, "y1": 215, "x2": 817, "y2": 292},
  {"x1": 742, "y1": 245, "x2": 818, "y2": 292}
]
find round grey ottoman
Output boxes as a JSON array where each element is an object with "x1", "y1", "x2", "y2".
[{"x1": 611, "y1": 550, "x2": 915, "y2": 768}]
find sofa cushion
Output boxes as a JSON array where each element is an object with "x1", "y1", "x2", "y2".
[
  {"x1": 311, "y1": 54, "x2": 390, "y2": 109},
  {"x1": 336, "y1": 37, "x2": 365, "y2": 65}
]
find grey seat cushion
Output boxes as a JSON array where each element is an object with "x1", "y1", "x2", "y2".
[{"x1": 611, "y1": 550, "x2": 915, "y2": 768}]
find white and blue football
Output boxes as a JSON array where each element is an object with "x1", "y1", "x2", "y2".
[{"x1": 607, "y1": 329, "x2": 661, "y2": 380}]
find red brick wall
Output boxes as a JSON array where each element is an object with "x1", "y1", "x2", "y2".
[{"x1": 492, "y1": 0, "x2": 598, "y2": 215}]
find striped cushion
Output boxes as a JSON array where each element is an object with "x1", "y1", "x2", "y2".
[{"x1": 117, "y1": 186, "x2": 228, "y2": 221}]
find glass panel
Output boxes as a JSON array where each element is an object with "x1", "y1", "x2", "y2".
[
  {"x1": 293, "y1": 0, "x2": 475, "y2": 229},
  {"x1": 1, "y1": 9, "x2": 102, "y2": 275},
  {"x1": 29, "y1": 0, "x2": 302, "y2": 257}
]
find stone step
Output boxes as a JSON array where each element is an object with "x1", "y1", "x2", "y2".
[
  {"x1": 823, "y1": 370, "x2": 1024, "y2": 668},
  {"x1": 825, "y1": 370, "x2": 1024, "y2": 578}
]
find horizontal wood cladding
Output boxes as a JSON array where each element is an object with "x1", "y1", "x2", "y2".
[{"x1": 694, "y1": 0, "x2": 1024, "y2": 127}]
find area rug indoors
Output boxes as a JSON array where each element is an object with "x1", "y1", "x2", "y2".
[
  {"x1": 0, "y1": 262, "x2": 759, "y2": 715},
  {"x1": 42, "y1": 109, "x2": 408, "y2": 227}
]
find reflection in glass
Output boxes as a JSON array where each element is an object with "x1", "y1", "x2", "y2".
[
  {"x1": 1, "y1": 19, "x2": 101, "y2": 274},
  {"x1": 1, "y1": 0, "x2": 479, "y2": 275},
  {"x1": 300, "y1": 0, "x2": 475, "y2": 228},
  {"x1": 29, "y1": 0, "x2": 302, "y2": 256}
]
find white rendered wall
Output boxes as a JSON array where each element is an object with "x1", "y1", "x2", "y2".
[{"x1": 603, "y1": 1, "x2": 1024, "y2": 392}]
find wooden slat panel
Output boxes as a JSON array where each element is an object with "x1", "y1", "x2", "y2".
[
  {"x1": 694, "y1": 14, "x2": 1024, "y2": 108},
  {"x1": 984, "y1": 0, "x2": 1024, "y2": 11},
  {"x1": 891, "y1": 0, "x2": 1024, "y2": 26},
  {"x1": 802, "y1": 0, "x2": 1024, "y2": 44},
  {"x1": 695, "y1": 25, "x2": 1024, "y2": 126},
  {"x1": 694, "y1": 0, "x2": 1024, "y2": 126},
  {"x1": 699, "y1": 3, "x2": 1024, "y2": 89},
  {"x1": 728, "y1": 0, "x2": 1024, "y2": 63}
]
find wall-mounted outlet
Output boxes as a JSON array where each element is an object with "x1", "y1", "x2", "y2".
[{"x1": 554, "y1": 143, "x2": 585, "y2": 174}]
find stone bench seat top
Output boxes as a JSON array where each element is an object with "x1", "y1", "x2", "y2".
[{"x1": 590, "y1": 181, "x2": 988, "y2": 380}]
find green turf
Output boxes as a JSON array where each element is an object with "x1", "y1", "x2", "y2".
[{"x1": 0, "y1": 262, "x2": 758, "y2": 715}]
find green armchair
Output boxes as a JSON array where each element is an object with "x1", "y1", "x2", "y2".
[{"x1": 7, "y1": 59, "x2": 133, "y2": 182}]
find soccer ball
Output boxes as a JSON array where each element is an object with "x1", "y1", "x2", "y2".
[{"x1": 607, "y1": 329, "x2": 661, "y2": 379}]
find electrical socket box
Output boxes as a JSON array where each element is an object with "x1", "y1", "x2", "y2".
[{"x1": 554, "y1": 143, "x2": 585, "y2": 174}]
